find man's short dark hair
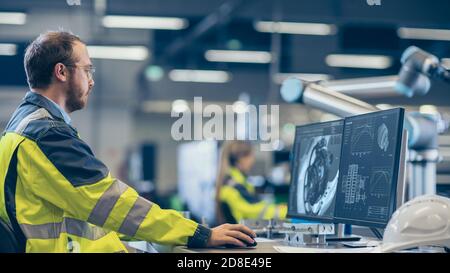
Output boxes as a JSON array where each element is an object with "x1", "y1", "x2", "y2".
[{"x1": 24, "y1": 31, "x2": 83, "y2": 89}]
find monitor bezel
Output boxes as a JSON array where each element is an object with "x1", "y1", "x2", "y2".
[{"x1": 287, "y1": 119, "x2": 345, "y2": 223}]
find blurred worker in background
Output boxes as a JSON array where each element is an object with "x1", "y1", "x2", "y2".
[
  {"x1": 215, "y1": 141, "x2": 287, "y2": 225},
  {"x1": 0, "y1": 31, "x2": 255, "y2": 253}
]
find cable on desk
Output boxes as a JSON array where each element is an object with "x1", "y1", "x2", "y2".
[{"x1": 370, "y1": 228, "x2": 383, "y2": 240}]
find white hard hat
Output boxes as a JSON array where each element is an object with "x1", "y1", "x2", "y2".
[{"x1": 381, "y1": 194, "x2": 450, "y2": 253}]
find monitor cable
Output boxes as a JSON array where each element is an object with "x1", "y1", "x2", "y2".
[{"x1": 370, "y1": 227, "x2": 383, "y2": 240}]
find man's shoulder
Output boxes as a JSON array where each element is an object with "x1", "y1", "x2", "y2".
[
  {"x1": 23, "y1": 118, "x2": 74, "y2": 142},
  {"x1": 5, "y1": 104, "x2": 74, "y2": 142}
]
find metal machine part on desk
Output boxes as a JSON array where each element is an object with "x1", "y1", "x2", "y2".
[
  {"x1": 280, "y1": 223, "x2": 335, "y2": 234},
  {"x1": 240, "y1": 219, "x2": 335, "y2": 241},
  {"x1": 240, "y1": 219, "x2": 334, "y2": 233},
  {"x1": 279, "y1": 223, "x2": 335, "y2": 246},
  {"x1": 239, "y1": 219, "x2": 287, "y2": 238}
]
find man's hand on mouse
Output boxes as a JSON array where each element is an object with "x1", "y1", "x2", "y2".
[{"x1": 207, "y1": 224, "x2": 257, "y2": 247}]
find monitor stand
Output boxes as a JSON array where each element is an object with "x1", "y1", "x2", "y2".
[{"x1": 324, "y1": 224, "x2": 361, "y2": 242}]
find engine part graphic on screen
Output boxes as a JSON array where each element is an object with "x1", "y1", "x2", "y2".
[
  {"x1": 303, "y1": 136, "x2": 341, "y2": 216},
  {"x1": 288, "y1": 120, "x2": 344, "y2": 221}
]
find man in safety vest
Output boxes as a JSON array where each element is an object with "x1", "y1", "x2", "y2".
[{"x1": 0, "y1": 31, "x2": 256, "y2": 253}]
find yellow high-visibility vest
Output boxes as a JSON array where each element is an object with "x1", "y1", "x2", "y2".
[{"x1": 219, "y1": 167, "x2": 287, "y2": 223}]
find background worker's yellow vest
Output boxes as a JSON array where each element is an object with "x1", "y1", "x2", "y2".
[{"x1": 219, "y1": 167, "x2": 287, "y2": 224}]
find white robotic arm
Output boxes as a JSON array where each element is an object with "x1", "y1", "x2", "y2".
[{"x1": 280, "y1": 46, "x2": 450, "y2": 198}]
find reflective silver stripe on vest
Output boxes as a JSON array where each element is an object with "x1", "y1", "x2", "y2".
[
  {"x1": 15, "y1": 108, "x2": 52, "y2": 135},
  {"x1": 118, "y1": 197, "x2": 153, "y2": 237},
  {"x1": 20, "y1": 222, "x2": 61, "y2": 239},
  {"x1": 20, "y1": 218, "x2": 107, "y2": 240},
  {"x1": 87, "y1": 179, "x2": 129, "y2": 227},
  {"x1": 63, "y1": 218, "x2": 107, "y2": 240}
]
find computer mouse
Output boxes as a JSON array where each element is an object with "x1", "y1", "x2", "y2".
[{"x1": 223, "y1": 239, "x2": 258, "y2": 248}]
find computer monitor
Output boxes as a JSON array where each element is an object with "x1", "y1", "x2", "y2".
[
  {"x1": 334, "y1": 108, "x2": 405, "y2": 228},
  {"x1": 288, "y1": 120, "x2": 344, "y2": 222}
]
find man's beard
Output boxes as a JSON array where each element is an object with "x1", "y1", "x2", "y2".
[{"x1": 66, "y1": 77, "x2": 87, "y2": 113}]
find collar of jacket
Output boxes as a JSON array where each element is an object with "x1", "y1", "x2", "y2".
[
  {"x1": 24, "y1": 91, "x2": 66, "y2": 122},
  {"x1": 229, "y1": 167, "x2": 255, "y2": 194}
]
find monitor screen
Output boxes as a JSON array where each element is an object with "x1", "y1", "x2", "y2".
[
  {"x1": 334, "y1": 108, "x2": 405, "y2": 228},
  {"x1": 288, "y1": 120, "x2": 344, "y2": 222}
]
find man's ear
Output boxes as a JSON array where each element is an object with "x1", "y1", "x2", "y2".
[{"x1": 54, "y1": 63, "x2": 68, "y2": 83}]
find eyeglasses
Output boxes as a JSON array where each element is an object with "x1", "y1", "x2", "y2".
[{"x1": 66, "y1": 64, "x2": 96, "y2": 80}]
